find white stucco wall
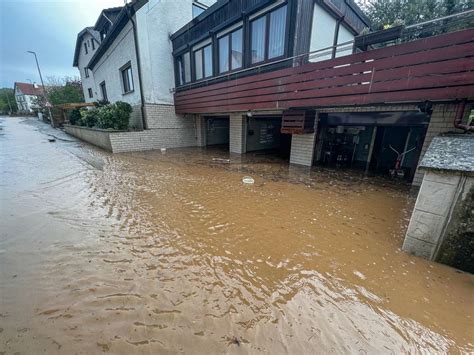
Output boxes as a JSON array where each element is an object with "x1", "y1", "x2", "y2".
[
  {"x1": 77, "y1": 32, "x2": 99, "y2": 103},
  {"x1": 136, "y1": 0, "x2": 205, "y2": 105},
  {"x1": 91, "y1": 21, "x2": 141, "y2": 106}
]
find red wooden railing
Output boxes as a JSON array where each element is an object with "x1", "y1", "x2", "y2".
[{"x1": 174, "y1": 29, "x2": 474, "y2": 114}]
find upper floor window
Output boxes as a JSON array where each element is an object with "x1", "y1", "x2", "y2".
[
  {"x1": 88, "y1": 88, "x2": 93, "y2": 98},
  {"x1": 120, "y1": 62, "x2": 134, "y2": 94},
  {"x1": 250, "y1": 5, "x2": 287, "y2": 64},
  {"x1": 84, "y1": 42, "x2": 88, "y2": 55},
  {"x1": 218, "y1": 28, "x2": 243, "y2": 74},
  {"x1": 177, "y1": 52, "x2": 191, "y2": 85},
  {"x1": 193, "y1": 43, "x2": 213, "y2": 81},
  {"x1": 84, "y1": 67, "x2": 89, "y2": 78},
  {"x1": 91, "y1": 39, "x2": 96, "y2": 50}
]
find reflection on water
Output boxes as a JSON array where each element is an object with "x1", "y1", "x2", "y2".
[{"x1": 1, "y1": 118, "x2": 473, "y2": 354}]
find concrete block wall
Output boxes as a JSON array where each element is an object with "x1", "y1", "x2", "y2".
[
  {"x1": 290, "y1": 133, "x2": 317, "y2": 166},
  {"x1": 402, "y1": 171, "x2": 468, "y2": 260},
  {"x1": 195, "y1": 115, "x2": 206, "y2": 147},
  {"x1": 229, "y1": 114, "x2": 246, "y2": 154},
  {"x1": 144, "y1": 104, "x2": 195, "y2": 130},
  {"x1": 110, "y1": 128, "x2": 197, "y2": 153}
]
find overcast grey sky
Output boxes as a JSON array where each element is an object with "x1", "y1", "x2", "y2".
[{"x1": 0, "y1": 0, "x2": 124, "y2": 88}]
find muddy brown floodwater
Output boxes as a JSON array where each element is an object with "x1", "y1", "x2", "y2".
[{"x1": 1, "y1": 117, "x2": 473, "y2": 354}]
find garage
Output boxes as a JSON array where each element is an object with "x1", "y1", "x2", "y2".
[
  {"x1": 315, "y1": 111, "x2": 429, "y2": 181},
  {"x1": 205, "y1": 116, "x2": 229, "y2": 147},
  {"x1": 246, "y1": 115, "x2": 292, "y2": 159}
]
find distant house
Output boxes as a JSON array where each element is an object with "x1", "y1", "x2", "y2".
[{"x1": 14, "y1": 82, "x2": 44, "y2": 112}]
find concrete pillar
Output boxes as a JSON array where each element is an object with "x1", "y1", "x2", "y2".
[
  {"x1": 290, "y1": 133, "x2": 316, "y2": 166},
  {"x1": 195, "y1": 115, "x2": 207, "y2": 147},
  {"x1": 229, "y1": 113, "x2": 246, "y2": 154},
  {"x1": 402, "y1": 171, "x2": 463, "y2": 259}
]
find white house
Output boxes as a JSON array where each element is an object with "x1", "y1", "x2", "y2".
[
  {"x1": 73, "y1": 0, "x2": 215, "y2": 135},
  {"x1": 14, "y1": 82, "x2": 44, "y2": 112}
]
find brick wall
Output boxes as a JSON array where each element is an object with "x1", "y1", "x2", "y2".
[
  {"x1": 290, "y1": 133, "x2": 316, "y2": 166},
  {"x1": 412, "y1": 104, "x2": 467, "y2": 186},
  {"x1": 229, "y1": 113, "x2": 246, "y2": 154},
  {"x1": 144, "y1": 104, "x2": 195, "y2": 130}
]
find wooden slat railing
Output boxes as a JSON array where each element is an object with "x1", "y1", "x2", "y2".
[{"x1": 174, "y1": 29, "x2": 474, "y2": 114}]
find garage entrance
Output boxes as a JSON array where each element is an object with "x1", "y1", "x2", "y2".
[
  {"x1": 246, "y1": 116, "x2": 291, "y2": 159},
  {"x1": 315, "y1": 111, "x2": 429, "y2": 181},
  {"x1": 205, "y1": 116, "x2": 229, "y2": 147}
]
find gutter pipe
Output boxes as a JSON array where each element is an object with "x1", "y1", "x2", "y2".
[{"x1": 126, "y1": 4, "x2": 147, "y2": 130}]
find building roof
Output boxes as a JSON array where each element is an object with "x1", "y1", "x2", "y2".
[
  {"x1": 419, "y1": 135, "x2": 474, "y2": 173},
  {"x1": 14, "y1": 82, "x2": 44, "y2": 96},
  {"x1": 87, "y1": 0, "x2": 148, "y2": 70},
  {"x1": 72, "y1": 27, "x2": 101, "y2": 67}
]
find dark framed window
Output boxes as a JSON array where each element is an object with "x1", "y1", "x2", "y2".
[
  {"x1": 250, "y1": 5, "x2": 288, "y2": 64},
  {"x1": 218, "y1": 28, "x2": 243, "y2": 74},
  {"x1": 91, "y1": 39, "x2": 95, "y2": 50},
  {"x1": 120, "y1": 62, "x2": 134, "y2": 94},
  {"x1": 84, "y1": 67, "x2": 89, "y2": 78},
  {"x1": 177, "y1": 52, "x2": 191, "y2": 86},
  {"x1": 100, "y1": 81, "x2": 107, "y2": 101},
  {"x1": 193, "y1": 43, "x2": 213, "y2": 81},
  {"x1": 84, "y1": 42, "x2": 88, "y2": 55},
  {"x1": 88, "y1": 88, "x2": 93, "y2": 98}
]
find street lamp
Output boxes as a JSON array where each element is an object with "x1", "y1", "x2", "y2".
[{"x1": 27, "y1": 50, "x2": 52, "y2": 125}]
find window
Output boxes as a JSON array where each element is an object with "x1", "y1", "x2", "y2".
[
  {"x1": 91, "y1": 39, "x2": 95, "y2": 50},
  {"x1": 193, "y1": 43, "x2": 213, "y2": 81},
  {"x1": 100, "y1": 81, "x2": 107, "y2": 101},
  {"x1": 84, "y1": 42, "x2": 88, "y2": 55},
  {"x1": 120, "y1": 63, "x2": 134, "y2": 94},
  {"x1": 218, "y1": 28, "x2": 243, "y2": 74},
  {"x1": 84, "y1": 67, "x2": 89, "y2": 78},
  {"x1": 177, "y1": 52, "x2": 191, "y2": 85},
  {"x1": 192, "y1": 3, "x2": 205, "y2": 18},
  {"x1": 88, "y1": 88, "x2": 93, "y2": 98},
  {"x1": 250, "y1": 5, "x2": 287, "y2": 64}
]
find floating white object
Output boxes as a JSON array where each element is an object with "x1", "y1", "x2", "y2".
[
  {"x1": 160, "y1": 148, "x2": 166, "y2": 154},
  {"x1": 242, "y1": 176, "x2": 255, "y2": 184}
]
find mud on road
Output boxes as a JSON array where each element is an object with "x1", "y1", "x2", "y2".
[{"x1": 1, "y1": 117, "x2": 473, "y2": 354}]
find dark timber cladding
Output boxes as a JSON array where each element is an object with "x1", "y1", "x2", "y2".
[{"x1": 174, "y1": 29, "x2": 474, "y2": 114}]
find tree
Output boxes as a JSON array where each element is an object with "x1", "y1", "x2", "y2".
[
  {"x1": 0, "y1": 88, "x2": 18, "y2": 114},
  {"x1": 356, "y1": 0, "x2": 473, "y2": 29},
  {"x1": 46, "y1": 76, "x2": 85, "y2": 105}
]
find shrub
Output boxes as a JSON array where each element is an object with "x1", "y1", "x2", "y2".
[
  {"x1": 74, "y1": 101, "x2": 132, "y2": 130},
  {"x1": 80, "y1": 107, "x2": 99, "y2": 127},
  {"x1": 69, "y1": 108, "x2": 81, "y2": 125}
]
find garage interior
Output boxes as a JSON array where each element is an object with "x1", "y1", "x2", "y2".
[
  {"x1": 246, "y1": 115, "x2": 292, "y2": 159},
  {"x1": 314, "y1": 111, "x2": 430, "y2": 182}
]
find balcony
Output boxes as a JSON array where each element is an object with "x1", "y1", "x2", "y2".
[{"x1": 174, "y1": 27, "x2": 474, "y2": 114}]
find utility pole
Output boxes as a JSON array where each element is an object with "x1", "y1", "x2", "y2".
[{"x1": 27, "y1": 51, "x2": 53, "y2": 126}]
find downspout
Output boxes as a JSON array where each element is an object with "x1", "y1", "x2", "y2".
[
  {"x1": 126, "y1": 4, "x2": 147, "y2": 130},
  {"x1": 453, "y1": 99, "x2": 473, "y2": 132}
]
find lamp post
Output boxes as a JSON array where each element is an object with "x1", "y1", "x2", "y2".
[{"x1": 27, "y1": 51, "x2": 52, "y2": 125}]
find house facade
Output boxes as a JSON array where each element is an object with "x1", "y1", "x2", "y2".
[
  {"x1": 73, "y1": 0, "x2": 216, "y2": 134},
  {"x1": 171, "y1": 0, "x2": 474, "y2": 186},
  {"x1": 14, "y1": 82, "x2": 44, "y2": 112}
]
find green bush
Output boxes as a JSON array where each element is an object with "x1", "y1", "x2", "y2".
[
  {"x1": 68, "y1": 108, "x2": 81, "y2": 125},
  {"x1": 75, "y1": 101, "x2": 132, "y2": 130},
  {"x1": 80, "y1": 107, "x2": 99, "y2": 127}
]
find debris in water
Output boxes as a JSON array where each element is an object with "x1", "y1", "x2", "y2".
[
  {"x1": 212, "y1": 158, "x2": 230, "y2": 163},
  {"x1": 230, "y1": 336, "x2": 241, "y2": 346},
  {"x1": 242, "y1": 176, "x2": 254, "y2": 184},
  {"x1": 48, "y1": 138, "x2": 56, "y2": 142},
  {"x1": 160, "y1": 148, "x2": 166, "y2": 154}
]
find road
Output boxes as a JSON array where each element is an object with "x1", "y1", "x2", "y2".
[{"x1": 1, "y1": 117, "x2": 473, "y2": 353}]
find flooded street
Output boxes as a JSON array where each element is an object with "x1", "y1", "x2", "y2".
[{"x1": 1, "y1": 117, "x2": 473, "y2": 354}]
